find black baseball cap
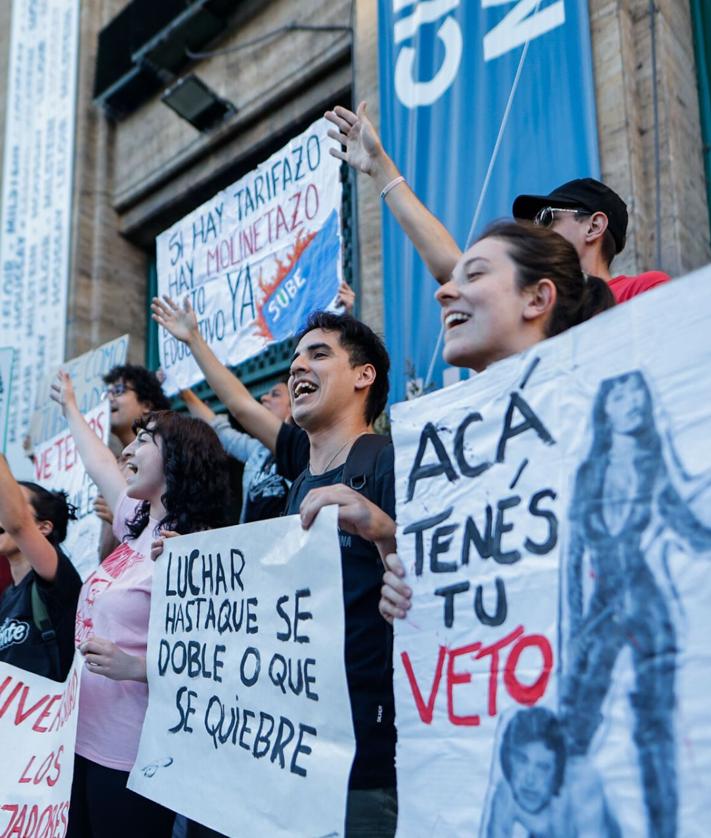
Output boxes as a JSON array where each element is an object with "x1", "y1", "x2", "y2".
[{"x1": 512, "y1": 178, "x2": 628, "y2": 253}]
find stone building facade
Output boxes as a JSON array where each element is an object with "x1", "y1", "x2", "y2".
[{"x1": 1, "y1": 0, "x2": 709, "y2": 380}]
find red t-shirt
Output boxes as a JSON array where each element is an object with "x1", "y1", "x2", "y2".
[{"x1": 609, "y1": 271, "x2": 670, "y2": 303}]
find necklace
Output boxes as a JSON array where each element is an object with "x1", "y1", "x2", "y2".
[{"x1": 311, "y1": 432, "x2": 365, "y2": 475}]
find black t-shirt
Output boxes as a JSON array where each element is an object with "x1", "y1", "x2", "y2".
[
  {"x1": 242, "y1": 451, "x2": 291, "y2": 523},
  {"x1": 0, "y1": 549, "x2": 81, "y2": 682},
  {"x1": 275, "y1": 422, "x2": 311, "y2": 482},
  {"x1": 285, "y1": 442, "x2": 396, "y2": 790}
]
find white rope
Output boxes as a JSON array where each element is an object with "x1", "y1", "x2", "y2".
[
  {"x1": 464, "y1": 16, "x2": 538, "y2": 247},
  {"x1": 423, "y1": 322, "x2": 444, "y2": 393},
  {"x1": 422, "y1": 2, "x2": 542, "y2": 391}
]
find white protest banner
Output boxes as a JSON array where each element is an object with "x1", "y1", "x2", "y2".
[
  {"x1": 0, "y1": 349, "x2": 15, "y2": 453},
  {"x1": 391, "y1": 267, "x2": 711, "y2": 837},
  {"x1": 30, "y1": 334, "x2": 129, "y2": 447},
  {"x1": 129, "y1": 507, "x2": 356, "y2": 836},
  {"x1": 33, "y1": 402, "x2": 111, "y2": 580},
  {"x1": 156, "y1": 118, "x2": 343, "y2": 395},
  {"x1": 0, "y1": 0, "x2": 81, "y2": 472},
  {"x1": 0, "y1": 654, "x2": 81, "y2": 837}
]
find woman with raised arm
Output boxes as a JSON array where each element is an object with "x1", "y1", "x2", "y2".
[
  {"x1": 0, "y1": 455, "x2": 80, "y2": 681},
  {"x1": 378, "y1": 220, "x2": 615, "y2": 618},
  {"x1": 50, "y1": 372, "x2": 230, "y2": 838}
]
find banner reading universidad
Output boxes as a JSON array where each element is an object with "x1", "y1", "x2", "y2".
[
  {"x1": 156, "y1": 118, "x2": 343, "y2": 395},
  {"x1": 378, "y1": 0, "x2": 600, "y2": 401}
]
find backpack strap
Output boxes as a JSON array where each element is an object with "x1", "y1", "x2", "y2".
[
  {"x1": 30, "y1": 579, "x2": 54, "y2": 639},
  {"x1": 30, "y1": 578, "x2": 61, "y2": 678},
  {"x1": 342, "y1": 433, "x2": 391, "y2": 497},
  {"x1": 284, "y1": 468, "x2": 309, "y2": 514},
  {"x1": 285, "y1": 433, "x2": 391, "y2": 511}
]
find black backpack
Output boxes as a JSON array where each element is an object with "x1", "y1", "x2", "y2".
[{"x1": 30, "y1": 578, "x2": 61, "y2": 678}]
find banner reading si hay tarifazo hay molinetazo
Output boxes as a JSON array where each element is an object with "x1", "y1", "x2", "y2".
[
  {"x1": 391, "y1": 266, "x2": 711, "y2": 837},
  {"x1": 156, "y1": 118, "x2": 343, "y2": 395}
]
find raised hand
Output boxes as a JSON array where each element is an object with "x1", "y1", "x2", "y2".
[
  {"x1": 325, "y1": 102, "x2": 389, "y2": 178},
  {"x1": 335, "y1": 281, "x2": 356, "y2": 315},
  {"x1": 49, "y1": 370, "x2": 79, "y2": 415},
  {"x1": 151, "y1": 295, "x2": 199, "y2": 344}
]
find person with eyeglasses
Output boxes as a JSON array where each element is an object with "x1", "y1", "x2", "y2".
[
  {"x1": 324, "y1": 103, "x2": 669, "y2": 303},
  {"x1": 102, "y1": 364, "x2": 171, "y2": 449},
  {"x1": 512, "y1": 178, "x2": 670, "y2": 303}
]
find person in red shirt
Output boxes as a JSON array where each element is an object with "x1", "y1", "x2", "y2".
[
  {"x1": 512, "y1": 178, "x2": 670, "y2": 303},
  {"x1": 325, "y1": 104, "x2": 669, "y2": 304}
]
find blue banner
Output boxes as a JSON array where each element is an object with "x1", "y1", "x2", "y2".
[
  {"x1": 263, "y1": 210, "x2": 341, "y2": 342},
  {"x1": 378, "y1": 0, "x2": 600, "y2": 401}
]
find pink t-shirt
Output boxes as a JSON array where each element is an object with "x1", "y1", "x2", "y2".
[{"x1": 74, "y1": 492, "x2": 158, "y2": 771}]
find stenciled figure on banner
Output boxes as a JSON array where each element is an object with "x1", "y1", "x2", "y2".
[
  {"x1": 481, "y1": 707, "x2": 620, "y2": 838},
  {"x1": 560, "y1": 370, "x2": 711, "y2": 837}
]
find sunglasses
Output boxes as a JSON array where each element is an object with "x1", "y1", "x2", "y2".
[{"x1": 533, "y1": 206, "x2": 587, "y2": 227}]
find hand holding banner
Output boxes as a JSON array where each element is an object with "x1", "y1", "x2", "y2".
[
  {"x1": 391, "y1": 268, "x2": 711, "y2": 836},
  {"x1": 129, "y1": 506, "x2": 355, "y2": 837}
]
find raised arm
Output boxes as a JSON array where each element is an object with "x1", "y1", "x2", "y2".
[
  {"x1": 0, "y1": 455, "x2": 59, "y2": 581},
  {"x1": 152, "y1": 296, "x2": 282, "y2": 453},
  {"x1": 50, "y1": 372, "x2": 126, "y2": 513},
  {"x1": 325, "y1": 102, "x2": 462, "y2": 284},
  {"x1": 180, "y1": 388, "x2": 217, "y2": 424}
]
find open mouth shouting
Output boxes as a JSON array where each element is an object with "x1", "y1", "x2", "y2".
[
  {"x1": 443, "y1": 311, "x2": 471, "y2": 330},
  {"x1": 292, "y1": 379, "x2": 319, "y2": 401}
]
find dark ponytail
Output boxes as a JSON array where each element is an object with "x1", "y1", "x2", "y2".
[
  {"x1": 577, "y1": 273, "x2": 616, "y2": 328},
  {"x1": 19, "y1": 482, "x2": 77, "y2": 546},
  {"x1": 477, "y1": 221, "x2": 615, "y2": 336}
]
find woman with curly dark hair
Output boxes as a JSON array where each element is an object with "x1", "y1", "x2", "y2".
[{"x1": 50, "y1": 371, "x2": 230, "y2": 838}]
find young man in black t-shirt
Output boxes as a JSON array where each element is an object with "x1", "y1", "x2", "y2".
[
  {"x1": 282, "y1": 312, "x2": 399, "y2": 837},
  {"x1": 0, "y1": 456, "x2": 81, "y2": 682}
]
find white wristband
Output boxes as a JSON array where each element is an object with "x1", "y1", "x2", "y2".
[{"x1": 380, "y1": 176, "x2": 405, "y2": 200}]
